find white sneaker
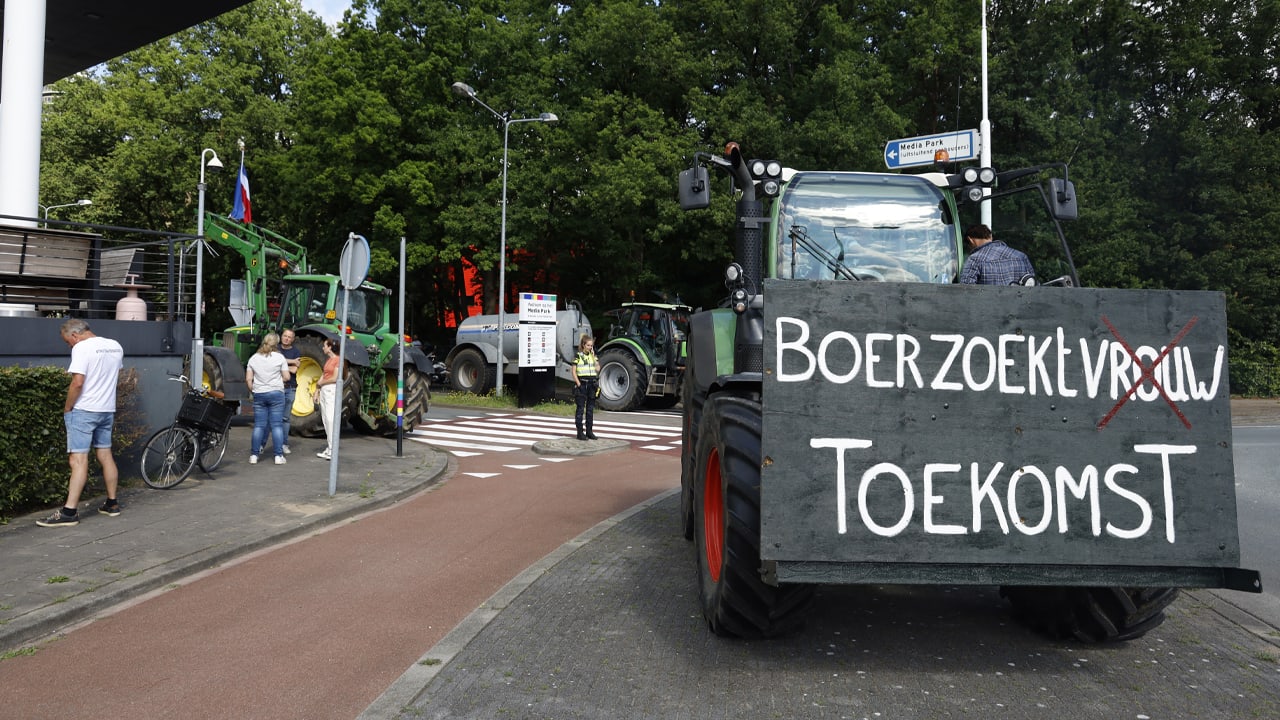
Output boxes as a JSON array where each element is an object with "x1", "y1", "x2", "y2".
[
  {"x1": 249, "y1": 455, "x2": 259, "y2": 464},
  {"x1": 317, "y1": 451, "x2": 332, "y2": 460},
  {"x1": 283, "y1": 445, "x2": 292, "y2": 455},
  {"x1": 275, "y1": 455, "x2": 287, "y2": 465}
]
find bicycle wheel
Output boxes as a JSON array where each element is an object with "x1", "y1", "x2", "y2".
[
  {"x1": 141, "y1": 426, "x2": 198, "y2": 489},
  {"x1": 198, "y1": 429, "x2": 228, "y2": 472}
]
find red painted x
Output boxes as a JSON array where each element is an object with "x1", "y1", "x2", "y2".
[{"x1": 1095, "y1": 315, "x2": 1199, "y2": 430}]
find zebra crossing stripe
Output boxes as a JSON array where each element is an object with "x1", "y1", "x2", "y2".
[
  {"x1": 411, "y1": 427, "x2": 534, "y2": 445},
  {"x1": 406, "y1": 435, "x2": 520, "y2": 452},
  {"x1": 514, "y1": 415, "x2": 681, "y2": 434},
  {"x1": 448, "y1": 418, "x2": 661, "y2": 442}
]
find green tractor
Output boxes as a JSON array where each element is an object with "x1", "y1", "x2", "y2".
[
  {"x1": 199, "y1": 212, "x2": 432, "y2": 436},
  {"x1": 595, "y1": 301, "x2": 691, "y2": 412},
  {"x1": 675, "y1": 142, "x2": 1259, "y2": 642}
]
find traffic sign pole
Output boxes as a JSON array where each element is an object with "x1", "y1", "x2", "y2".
[{"x1": 330, "y1": 233, "x2": 371, "y2": 497}]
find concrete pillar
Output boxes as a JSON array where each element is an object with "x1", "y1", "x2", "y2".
[{"x1": 0, "y1": 1, "x2": 48, "y2": 226}]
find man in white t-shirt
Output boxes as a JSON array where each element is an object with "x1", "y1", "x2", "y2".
[{"x1": 38, "y1": 319, "x2": 125, "y2": 527}]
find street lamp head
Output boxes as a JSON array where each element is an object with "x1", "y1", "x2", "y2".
[
  {"x1": 76, "y1": 199, "x2": 92, "y2": 207},
  {"x1": 451, "y1": 81, "x2": 477, "y2": 99},
  {"x1": 206, "y1": 154, "x2": 224, "y2": 172},
  {"x1": 539, "y1": 113, "x2": 558, "y2": 123}
]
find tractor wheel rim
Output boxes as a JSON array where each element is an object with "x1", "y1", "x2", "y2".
[
  {"x1": 601, "y1": 364, "x2": 627, "y2": 400},
  {"x1": 384, "y1": 372, "x2": 398, "y2": 413},
  {"x1": 703, "y1": 446, "x2": 725, "y2": 583}
]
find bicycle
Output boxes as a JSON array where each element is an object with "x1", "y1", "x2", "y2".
[{"x1": 140, "y1": 375, "x2": 235, "y2": 489}]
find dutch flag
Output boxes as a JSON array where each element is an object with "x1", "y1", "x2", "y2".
[{"x1": 230, "y1": 158, "x2": 252, "y2": 224}]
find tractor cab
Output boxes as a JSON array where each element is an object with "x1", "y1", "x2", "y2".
[
  {"x1": 596, "y1": 301, "x2": 692, "y2": 412},
  {"x1": 605, "y1": 302, "x2": 691, "y2": 371}
]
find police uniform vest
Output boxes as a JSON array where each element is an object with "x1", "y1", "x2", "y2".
[{"x1": 574, "y1": 351, "x2": 599, "y2": 379}]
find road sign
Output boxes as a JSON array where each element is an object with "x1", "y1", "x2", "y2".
[
  {"x1": 340, "y1": 233, "x2": 370, "y2": 289},
  {"x1": 884, "y1": 129, "x2": 979, "y2": 169}
]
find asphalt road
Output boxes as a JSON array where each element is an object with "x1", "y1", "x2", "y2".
[
  {"x1": 1234, "y1": 425, "x2": 1280, "y2": 590},
  {"x1": 400, "y1": 492, "x2": 1280, "y2": 720}
]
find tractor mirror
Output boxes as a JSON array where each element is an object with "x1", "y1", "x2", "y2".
[
  {"x1": 679, "y1": 166, "x2": 710, "y2": 210},
  {"x1": 1049, "y1": 178, "x2": 1078, "y2": 221}
]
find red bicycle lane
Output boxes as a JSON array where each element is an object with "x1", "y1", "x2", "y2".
[{"x1": 0, "y1": 446, "x2": 678, "y2": 720}]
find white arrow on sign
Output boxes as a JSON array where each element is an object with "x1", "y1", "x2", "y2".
[{"x1": 884, "y1": 129, "x2": 979, "y2": 169}]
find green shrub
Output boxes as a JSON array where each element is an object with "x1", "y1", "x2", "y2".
[
  {"x1": 1229, "y1": 335, "x2": 1280, "y2": 397},
  {"x1": 0, "y1": 367, "x2": 73, "y2": 513},
  {"x1": 0, "y1": 366, "x2": 148, "y2": 518}
]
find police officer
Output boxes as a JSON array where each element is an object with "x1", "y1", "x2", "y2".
[{"x1": 572, "y1": 335, "x2": 600, "y2": 440}]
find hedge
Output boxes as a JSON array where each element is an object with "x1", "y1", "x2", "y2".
[{"x1": 0, "y1": 366, "x2": 147, "y2": 518}]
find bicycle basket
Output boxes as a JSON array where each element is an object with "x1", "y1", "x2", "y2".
[{"x1": 177, "y1": 393, "x2": 234, "y2": 433}]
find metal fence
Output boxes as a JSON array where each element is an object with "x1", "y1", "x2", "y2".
[{"x1": 0, "y1": 214, "x2": 199, "y2": 323}]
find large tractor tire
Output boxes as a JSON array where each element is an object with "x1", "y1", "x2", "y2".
[
  {"x1": 342, "y1": 370, "x2": 362, "y2": 427},
  {"x1": 287, "y1": 336, "x2": 361, "y2": 437},
  {"x1": 448, "y1": 348, "x2": 495, "y2": 395},
  {"x1": 1000, "y1": 586, "x2": 1179, "y2": 643},
  {"x1": 201, "y1": 352, "x2": 224, "y2": 396},
  {"x1": 288, "y1": 336, "x2": 328, "y2": 437},
  {"x1": 402, "y1": 364, "x2": 431, "y2": 428},
  {"x1": 362, "y1": 364, "x2": 432, "y2": 435},
  {"x1": 597, "y1": 347, "x2": 647, "y2": 412},
  {"x1": 694, "y1": 393, "x2": 813, "y2": 638}
]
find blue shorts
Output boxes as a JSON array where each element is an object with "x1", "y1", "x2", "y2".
[{"x1": 65, "y1": 410, "x2": 115, "y2": 454}]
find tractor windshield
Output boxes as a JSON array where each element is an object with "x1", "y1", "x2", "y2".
[
  {"x1": 277, "y1": 281, "x2": 384, "y2": 335},
  {"x1": 774, "y1": 172, "x2": 959, "y2": 283},
  {"x1": 279, "y1": 281, "x2": 331, "y2": 327}
]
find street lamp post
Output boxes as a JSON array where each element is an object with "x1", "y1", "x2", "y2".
[
  {"x1": 39, "y1": 198, "x2": 92, "y2": 221},
  {"x1": 194, "y1": 148, "x2": 224, "y2": 367},
  {"x1": 451, "y1": 81, "x2": 558, "y2": 398}
]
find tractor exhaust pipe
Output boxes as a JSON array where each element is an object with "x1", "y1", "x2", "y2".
[{"x1": 726, "y1": 143, "x2": 765, "y2": 374}]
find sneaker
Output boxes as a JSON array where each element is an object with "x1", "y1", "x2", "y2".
[
  {"x1": 275, "y1": 455, "x2": 287, "y2": 465},
  {"x1": 317, "y1": 451, "x2": 332, "y2": 460},
  {"x1": 282, "y1": 445, "x2": 292, "y2": 455},
  {"x1": 37, "y1": 509, "x2": 79, "y2": 527},
  {"x1": 98, "y1": 500, "x2": 121, "y2": 517},
  {"x1": 249, "y1": 454, "x2": 259, "y2": 464}
]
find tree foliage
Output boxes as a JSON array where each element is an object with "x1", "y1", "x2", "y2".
[{"x1": 37, "y1": 0, "x2": 1280, "y2": 390}]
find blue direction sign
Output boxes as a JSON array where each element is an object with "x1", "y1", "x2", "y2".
[{"x1": 884, "y1": 129, "x2": 979, "y2": 169}]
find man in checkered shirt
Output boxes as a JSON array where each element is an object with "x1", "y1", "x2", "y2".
[{"x1": 958, "y1": 223, "x2": 1035, "y2": 285}]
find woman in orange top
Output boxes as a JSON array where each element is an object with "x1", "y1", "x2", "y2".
[{"x1": 312, "y1": 337, "x2": 342, "y2": 460}]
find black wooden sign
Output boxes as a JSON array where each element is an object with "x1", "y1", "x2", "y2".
[{"x1": 760, "y1": 280, "x2": 1240, "y2": 570}]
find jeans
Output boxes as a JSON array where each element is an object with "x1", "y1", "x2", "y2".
[
  {"x1": 280, "y1": 386, "x2": 296, "y2": 446},
  {"x1": 251, "y1": 391, "x2": 287, "y2": 457}
]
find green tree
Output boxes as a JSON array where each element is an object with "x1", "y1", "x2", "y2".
[{"x1": 40, "y1": 0, "x2": 329, "y2": 333}]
